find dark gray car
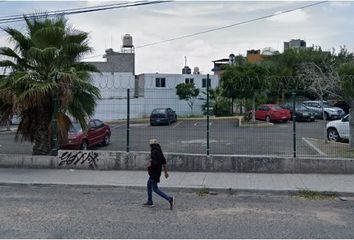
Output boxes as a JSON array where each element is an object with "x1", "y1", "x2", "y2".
[
  {"x1": 150, "y1": 108, "x2": 177, "y2": 126},
  {"x1": 281, "y1": 103, "x2": 315, "y2": 122}
]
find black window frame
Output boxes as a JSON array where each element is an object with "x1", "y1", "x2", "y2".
[
  {"x1": 202, "y1": 78, "x2": 211, "y2": 88},
  {"x1": 185, "y1": 78, "x2": 194, "y2": 84},
  {"x1": 155, "y1": 77, "x2": 166, "y2": 88}
]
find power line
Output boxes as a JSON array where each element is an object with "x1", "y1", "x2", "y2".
[
  {"x1": 82, "y1": 1, "x2": 327, "y2": 61},
  {"x1": 0, "y1": 1, "x2": 171, "y2": 25},
  {"x1": 0, "y1": 1, "x2": 133, "y2": 22},
  {"x1": 135, "y1": 1, "x2": 327, "y2": 49}
]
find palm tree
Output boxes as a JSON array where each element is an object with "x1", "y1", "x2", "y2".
[{"x1": 0, "y1": 14, "x2": 101, "y2": 155}]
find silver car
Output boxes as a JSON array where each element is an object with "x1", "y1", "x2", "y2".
[{"x1": 302, "y1": 101, "x2": 345, "y2": 120}]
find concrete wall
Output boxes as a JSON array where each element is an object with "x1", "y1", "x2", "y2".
[
  {"x1": 88, "y1": 49, "x2": 135, "y2": 74},
  {"x1": 0, "y1": 151, "x2": 353, "y2": 174}
]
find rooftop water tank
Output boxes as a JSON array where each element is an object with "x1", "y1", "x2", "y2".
[{"x1": 122, "y1": 34, "x2": 133, "y2": 48}]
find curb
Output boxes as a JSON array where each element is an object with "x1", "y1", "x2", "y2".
[
  {"x1": 240, "y1": 122, "x2": 274, "y2": 128},
  {"x1": 1, "y1": 182, "x2": 354, "y2": 197}
]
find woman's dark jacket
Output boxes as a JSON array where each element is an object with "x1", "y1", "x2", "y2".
[{"x1": 148, "y1": 144, "x2": 166, "y2": 182}]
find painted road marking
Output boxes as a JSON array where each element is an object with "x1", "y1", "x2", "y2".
[
  {"x1": 112, "y1": 124, "x2": 125, "y2": 129},
  {"x1": 302, "y1": 137, "x2": 327, "y2": 156},
  {"x1": 194, "y1": 122, "x2": 199, "y2": 126},
  {"x1": 172, "y1": 121, "x2": 183, "y2": 128}
]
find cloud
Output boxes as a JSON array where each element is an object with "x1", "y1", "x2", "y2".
[{"x1": 267, "y1": 9, "x2": 309, "y2": 23}]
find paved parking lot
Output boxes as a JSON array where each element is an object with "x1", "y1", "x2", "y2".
[{"x1": 0, "y1": 119, "x2": 329, "y2": 156}]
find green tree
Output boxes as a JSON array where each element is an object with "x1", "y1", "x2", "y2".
[
  {"x1": 338, "y1": 63, "x2": 354, "y2": 148},
  {"x1": 176, "y1": 83, "x2": 200, "y2": 115},
  {"x1": 266, "y1": 47, "x2": 335, "y2": 102},
  {"x1": 220, "y1": 62, "x2": 268, "y2": 122},
  {"x1": 0, "y1": 14, "x2": 100, "y2": 155}
]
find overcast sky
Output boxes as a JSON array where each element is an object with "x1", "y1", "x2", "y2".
[{"x1": 0, "y1": 1, "x2": 353, "y2": 74}]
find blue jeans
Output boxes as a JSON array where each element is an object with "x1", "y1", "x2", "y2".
[{"x1": 147, "y1": 177, "x2": 171, "y2": 204}]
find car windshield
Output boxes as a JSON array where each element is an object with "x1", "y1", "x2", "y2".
[
  {"x1": 69, "y1": 123, "x2": 83, "y2": 133},
  {"x1": 322, "y1": 103, "x2": 332, "y2": 108},
  {"x1": 152, "y1": 109, "x2": 165, "y2": 114},
  {"x1": 296, "y1": 104, "x2": 308, "y2": 110},
  {"x1": 271, "y1": 105, "x2": 282, "y2": 110}
]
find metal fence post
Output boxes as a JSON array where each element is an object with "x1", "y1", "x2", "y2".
[
  {"x1": 50, "y1": 93, "x2": 58, "y2": 156},
  {"x1": 292, "y1": 91, "x2": 296, "y2": 158},
  {"x1": 206, "y1": 74, "x2": 210, "y2": 156},
  {"x1": 127, "y1": 89, "x2": 130, "y2": 152}
]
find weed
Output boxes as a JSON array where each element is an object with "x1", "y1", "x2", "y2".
[
  {"x1": 295, "y1": 189, "x2": 337, "y2": 200},
  {"x1": 197, "y1": 187, "x2": 210, "y2": 196}
]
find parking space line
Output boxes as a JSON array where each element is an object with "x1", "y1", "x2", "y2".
[
  {"x1": 194, "y1": 122, "x2": 199, "y2": 126},
  {"x1": 302, "y1": 137, "x2": 327, "y2": 156},
  {"x1": 173, "y1": 121, "x2": 183, "y2": 128},
  {"x1": 112, "y1": 124, "x2": 125, "y2": 129}
]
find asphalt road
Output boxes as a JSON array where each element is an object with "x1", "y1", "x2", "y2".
[
  {"x1": 0, "y1": 184, "x2": 353, "y2": 238},
  {"x1": 0, "y1": 119, "x2": 327, "y2": 156}
]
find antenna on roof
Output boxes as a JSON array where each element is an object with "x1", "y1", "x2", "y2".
[{"x1": 184, "y1": 56, "x2": 187, "y2": 67}]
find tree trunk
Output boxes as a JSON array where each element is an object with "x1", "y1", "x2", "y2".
[
  {"x1": 33, "y1": 108, "x2": 51, "y2": 155},
  {"x1": 231, "y1": 98, "x2": 234, "y2": 116},
  {"x1": 252, "y1": 93, "x2": 256, "y2": 123},
  {"x1": 240, "y1": 100, "x2": 243, "y2": 115},
  {"x1": 349, "y1": 102, "x2": 354, "y2": 149},
  {"x1": 321, "y1": 98, "x2": 327, "y2": 144},
  {"x1": 6, "y1": 120, "x2": 10, "y2": 131},
  {"x1": 281, "y1": 91, "x2": 285, "y2": 104}
]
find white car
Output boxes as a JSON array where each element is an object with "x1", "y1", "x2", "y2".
[{"x1": 326, "y1": 114, "x2": 349, "y2": 142}]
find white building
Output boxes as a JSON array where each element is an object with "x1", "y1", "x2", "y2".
[
  {"x1": 86, "y1": 34, "x2": 219, "y2": 121},
  {"x1": 135, "y1": 73, "x2": 219, "y2": 117}
]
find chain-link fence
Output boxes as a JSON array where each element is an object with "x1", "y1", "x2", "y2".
[{"x1": 0, "y1": 74, "x2": 353, "y2": 158}]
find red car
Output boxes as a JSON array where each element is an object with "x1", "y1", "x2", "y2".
[
  {"x1": 252, "y1": 104, "x2": 291, "y2": 122},
  {"x1": 61, "y1": 119, "x2": 111, "y2": 150}
]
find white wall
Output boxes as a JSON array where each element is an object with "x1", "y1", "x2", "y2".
[
  {"x1": 91, "y1": 72, "x2": 135, "y2": 99},
  {"x1": 141, "y1": 73, "x2": 219, "y2": 117},
  {"x1": 91, "y1": 72, "x2": 219, "y2": 121}
]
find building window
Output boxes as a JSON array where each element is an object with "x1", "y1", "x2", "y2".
[
  {"x1": 202, "y1": 78, "x2": 211, "y2": 88},
  {"x1": 155, "y1": 78, "x2": 166, "y2": 88},
  {"x1": 185, "y1": 78, "x2": 194, "y2": 84}
]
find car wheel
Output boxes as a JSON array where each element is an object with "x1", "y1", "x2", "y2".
[
  {"x1": 103, "y1": 133, "x2": 110, "y2": 146},
  {"x1": 265, "y1": 115, "x2": 271, "y2": 123},
  {"x1": 80, "y1": 140, "x2": 88, "y2": 150},
  {"x1": 327, "y1": 128, "x2": 340, "y2": 142}
]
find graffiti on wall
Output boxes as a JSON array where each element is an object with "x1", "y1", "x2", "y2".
[{"x1": 59, "y1": 151, "x2": 99, "y2": 169}]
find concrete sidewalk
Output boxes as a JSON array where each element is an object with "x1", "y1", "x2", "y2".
[{"x1": 1, "y1": 168, "x2": 354, "y2": 194}]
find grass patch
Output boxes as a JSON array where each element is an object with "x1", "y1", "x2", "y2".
[
  {"x1": 339, "y1": 149, "x2": 354, "y2": 158},
  {"x1": 295, "y1": 190, "x2": 338, "y2": 200},
  {"x1": 197, "y1": 187, "x2": 210, "y2": 196}
]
